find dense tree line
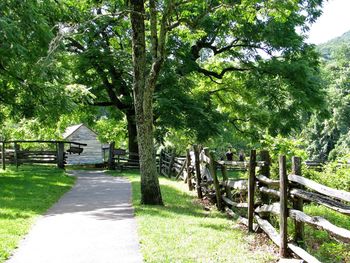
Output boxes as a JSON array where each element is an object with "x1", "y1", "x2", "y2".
[{"x1": 305, "y1": 32, "x2": 350, "y2": 161}]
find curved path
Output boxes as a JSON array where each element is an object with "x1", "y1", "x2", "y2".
[{"x1": 7, "y1": 170, "x2": 143, "y2": 263}]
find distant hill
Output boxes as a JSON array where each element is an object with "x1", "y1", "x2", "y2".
[{"x1": 317, "y1": 31, "x2": 350, "y2": 59}]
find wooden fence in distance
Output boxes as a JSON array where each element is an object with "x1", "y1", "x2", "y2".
[
  {"x1": 304, "y1": 160, "x2": 350, "y2": 170},
  {"x1": 0, "y1": 140, "x2": 87, "y2": 169},
  {"x1": 160, "y1": 146, "x2": 350, "y2": 262},
  {"x1": 105, "y1": 142, "x2": 141, "y2": 171},
  {"x1": 106, "y1": 143, "x2": 173, "y2": 172},
  {"x1": 159, "y1": 149, "x2": 185, "y2": 177}
]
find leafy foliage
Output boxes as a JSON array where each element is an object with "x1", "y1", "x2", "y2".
[
  {"x1": 161, "y1": 0, "x2": 325, "y2": 146},
  {"x1": 304, "y1": 40, "x2": 350, "y2": 161},
  {"x1": 303, "y1": 161, "x2": 350, "y2": 191},
  {"x1": 0, "y1": 1, "x2": 74, "y2": 123},
  {"x1": 0, "y1": 0, "x2": 327, "y2": 153}
]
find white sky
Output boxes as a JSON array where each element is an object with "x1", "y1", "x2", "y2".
[{"x1": 307, "y1": 0, "x2": 350, "y2": 44}]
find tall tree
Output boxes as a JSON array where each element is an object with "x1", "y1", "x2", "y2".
[
  {"x1": 128, "y1": 0, "x2": 324, "y2": 204},
  {"x1": 129, "y1": 0, "x2": 174, "y2": 204},
  {"x1": 62, "y1": 4, "x2": 139, "y2": 158}
]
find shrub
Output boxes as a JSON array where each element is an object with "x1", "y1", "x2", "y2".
[{"x1": 303, "y1": 161, "x2": 350, "y2": 191}]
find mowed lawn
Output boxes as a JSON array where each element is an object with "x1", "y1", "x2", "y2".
[
  {"x1": 0, "y1": 166, "x2": 75, "y2": 262},
  {"x1": 111, "y1": 171, "x2": 278, "y2": 263}
]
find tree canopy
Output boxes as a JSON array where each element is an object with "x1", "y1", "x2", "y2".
[
  {"x1": 0, "y1": 0, "x2": 329, "y2": 204},
  {"x1": 0, "y1": 1, "x2": 73, "y2": 124}
]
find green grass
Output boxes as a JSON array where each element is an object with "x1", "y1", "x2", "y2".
[
  {"x1": 226, "y1": 170, "x2": 246, "y2": 179},
  {"x1": 302, "y1": 205, "x2": 350, "y2": 263},
  {"x1": 0, "y1": 165, "x2": 75, "y2": 262},
  {"x1": 110, "y1": 170, "x2": 277, "y2": 263}
]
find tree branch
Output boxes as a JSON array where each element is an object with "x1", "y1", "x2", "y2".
[
  {"x1": 88, "y1": 101, "x2": 116, "y2": 107},
  {"x1": 150, "y1": 0, "x2": 158, "y2": 60},
  {"x1": 229, "y1": 119, "x2": 252, "y2": 135},
  {"x1": 208, "y1": 87, "x2": 236, "y2": 95},
  {"x1": 65, "y1": 37, "x2": 86, "y2": 52},
  {"x1": 197, "y1": 66, "x2": 252, "y2": 79},
  {"x1": 147, "y1": 0, "x2": 173, "y2": 92},
  {"x1": 98, "y1": 32, "x2": 132, "y2": 108},
  {"x1": 93, "y1": 63, "x2": 128, "y2": 110}
]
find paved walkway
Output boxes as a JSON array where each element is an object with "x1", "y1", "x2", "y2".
[{"x1": 7, "y1": 170, "x2": 143, "y2": 263}]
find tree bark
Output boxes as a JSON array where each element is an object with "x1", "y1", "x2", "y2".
[{"x1": 130, "y1": 0, "x2": 163, "y2": 205}]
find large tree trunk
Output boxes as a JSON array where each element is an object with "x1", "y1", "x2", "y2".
[
  {"x1": 126, "y1": 112, "x2": 139, "y2": 161},
  {"x1": 136, "y1": 95, "x2": 162, "y2": 204},
  {"x1": 130, "y1": 0, "x2": 163, "y2": 205}
]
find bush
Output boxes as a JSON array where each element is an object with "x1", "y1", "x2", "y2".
[
  {"x1": 303, "y1": 162, "x2": 350, "y2": 191},
  {"x1": 259, "y1": 135, "x2": 308, "y2": 178}
]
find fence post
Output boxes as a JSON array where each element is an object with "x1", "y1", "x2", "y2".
[
  {"x1": 203, "y1": 147, "x2": 222, "y2": 210},
  {"x1": 221, "y1": 164, "x2": 232, "y2": 200},
  {"x1": 279, "y1": 155, "x2": 288, "y2": 258},
  {"x1": 159, "y1": 149, "x2": 163, "y2": 174},
  {"x1": 169, "y1": 150, "x2": 176, "y2": 178},
  {"x1": 186, "y1": 149, "x2": 193, "y2": 191},
  {"x1": 208, "y1": 150, "x2": 222, "y2": 211},
  {"x1": 248, "y1": 149, "x2": 256, "y2": 232},
  {"x1": 193, "y1": 144, "x2": 203, "y2": 199},
  {"x1": 57, "y1": 142, "x2": 65, "y2": 169},
  {"x1": 292, "y1": 156, "x2": 304, "y2": 245},
  {"x1": 2, "y1": 142, "x2": 5, "y2": 170},
  {"x1": 108, "y1": 142, "x2": 115, "y2": 170},
  {"x1": 14, "y1": 142, "x2": 19, "y2": 169}
]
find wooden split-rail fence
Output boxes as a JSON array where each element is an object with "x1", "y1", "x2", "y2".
[
  {"x1": 105, "y1": 142, "x2": 158, "y2": 171},
  {"x1": 0, "y1": 140, "x2": 87, "y2": 169},
  {"x1": 105, "y1": 143, "x2": 175, "y2": 172},
  {"x1": 304, "y1": 160, "x2": 350, "y2": 170},
  {"x1": 159, "y1": 146, "x2": 350, "y2": 262},
  {"x1": 105, "y1": 143, "x2": 140, "y2": 171}
]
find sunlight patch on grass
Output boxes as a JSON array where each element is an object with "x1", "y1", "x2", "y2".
[
  {"x1": 0, "y1": 165, "x2": 75, "y2": 262},
  {"x1": 110, "y1": 171, "x2": 277, "y2": 263}
]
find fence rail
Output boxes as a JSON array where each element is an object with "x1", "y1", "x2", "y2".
[
  {"x1": 0, "y1": 140, "x2": 86, "y2": 169},
  {"x1": 160, "y1": 146, "x2": 350, "y2": 262},
  {"x1": 105, "y1": 142, "x2": 141, "y2": 171}
]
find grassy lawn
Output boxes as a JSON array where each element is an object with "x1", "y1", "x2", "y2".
[
  {"x1": 110, "y1": 170, "x2": 277, "y2": 263},
  {"x1": 0, "y1": 165, "x2": 75, "y2": 262}
]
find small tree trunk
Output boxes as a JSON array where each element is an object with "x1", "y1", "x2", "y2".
[
  {"x1": 108, "y1": 141, "x2": 116, "y2": 170},
  {"x1": 57, "y1": 142, "x2": 65, "y2": 169}
]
